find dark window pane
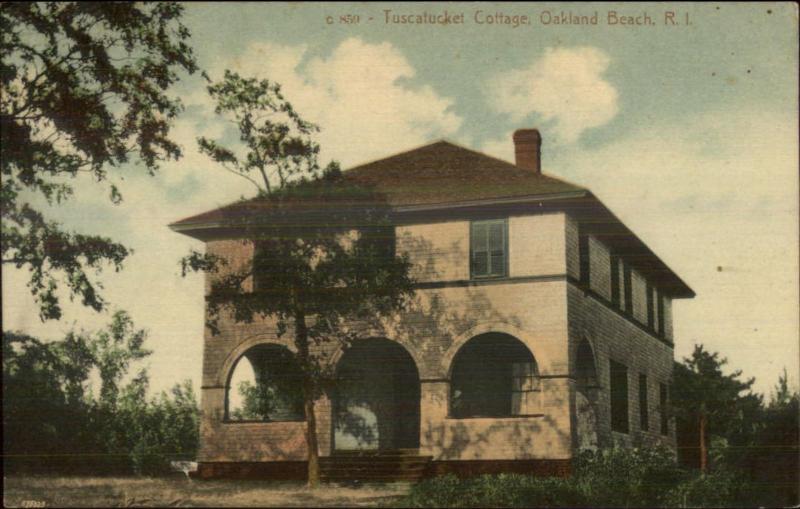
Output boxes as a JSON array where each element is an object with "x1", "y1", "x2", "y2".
[
  {"x1": 472, "y1": 250, "x2": 488, "y2": 276},
  {"x1": 639, "y1": 374, "x2": 649, "y2": 431},
  {"x1": 579, "y1": 228, "x2": 590, "y2": 284},
  {"x1": 489, "y1": 222, "x2": 504, "y2": 250},
  {"x1": 611, "y1": 255, "x2": 620, "y2": 306},
  {"x1": 610, "y1": 360, "x2": 629, "y2": 433},
  {"x1": 623, "y1": 264, "x2": 633, "y2": 315},
  {"x1": 490, "y1": 251, "x2": 505, "y2": 276},
  {"x1": 660, "y1": 383, "x2": 669, "y2": 435},
  {"x1": 472, "y1": 223, "x2": 488, "y2": 251}
]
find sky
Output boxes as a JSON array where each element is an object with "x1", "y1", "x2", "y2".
[{"x1": 3, "y1": 2, "x2": 798, "y2": 397}]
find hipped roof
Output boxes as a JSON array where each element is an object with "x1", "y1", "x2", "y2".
[{"x1": 170, "y1": 140, "x2": 694, "y2": 298}]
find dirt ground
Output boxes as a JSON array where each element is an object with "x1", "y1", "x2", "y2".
[{"x1": 3, "y1": 475, "x2": 411, "y2": 507}]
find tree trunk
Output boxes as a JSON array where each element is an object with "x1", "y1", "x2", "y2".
[
  {"x1": 294, "y1": 307, "x2": 321, "y2": 487},
  {"x1": 699, "y1": 411, "x2": 707, "y2": 474}
]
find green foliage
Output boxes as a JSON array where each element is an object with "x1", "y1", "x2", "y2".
[
  {"x1": 664, "y1": 470, "x2": 758, "y2": 508},
  {"x1": 400, "y1": 448, "x2": 768, "y2": 508},
  {"x1": 2, "y1": 313, "x2": 199, "y2": 476},
  {"x1": 672, "y1": 344, "x2": 761, "y2": 470},
  {"x1": 183, "y1": 72, "x2": 416, "y2": 485},
  {"x1": 573, "y1": 447, "x2": 688, "y2": 507},
  {"x1": 1, "y1": 2, "x2": 198, "y2": 320},
  {"x1": 197, "y1": 70, "x2": 321, "y2": 195}
]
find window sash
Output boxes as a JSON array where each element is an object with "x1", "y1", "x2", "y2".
[{"x1": 471, "y1": 219, "x2": 507, "y2": 278}]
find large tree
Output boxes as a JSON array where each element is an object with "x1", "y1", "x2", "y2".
[
  {"x1": 1, "y1": 2, "x2": 198, "y2": 320},
  {"x1": 183, "y1": 72, "x2": 415, "y2": 486},
  {"x1": 672, "y1": 344, "x2": 761, "y2": 473}
]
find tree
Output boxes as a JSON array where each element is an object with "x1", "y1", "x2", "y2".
[
  {"x1": 183, "y1": 72, "x2": 415, "y2": 486},
  {"x1": 672, "y1": 344, "x2": 760, "y2": 473},
  {"x1": 1, "y1": 2, "x2": 198, "y2": 320},
  {"x1": 197, "y1": 70, "x2": 322, "y2": 195},
  {"x1": 3, "y1": 312, "x2": 200, "y2": 475}
]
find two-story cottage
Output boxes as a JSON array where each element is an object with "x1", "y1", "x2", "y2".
[{"x1": 170, "y1": 129, "x2": 694, "y2": 481}]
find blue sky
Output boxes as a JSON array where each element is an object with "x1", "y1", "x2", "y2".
[{"x1": 3, "y1": 2, "x2": 798, "y2": 396}]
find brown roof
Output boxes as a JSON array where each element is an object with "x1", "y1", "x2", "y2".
[
  {"x1": 169, "y1": 140, "x2": 693, "y2": 298},
  {"x1": 170, "y1": 140, "x2": 587, "y2": 229}
]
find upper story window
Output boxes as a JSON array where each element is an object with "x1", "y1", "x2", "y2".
[
  {"x1": 610, "y1": 254, "x2": 621, "y2": 306},
  {"x1": 657, "y1": 293, "x2": 666, "y2": 338},
  {"x1": 579, "y1": 228, "x2": 590, "y2": 285},
  {"x1": 646, "y1": 283, "x2": 655, "y2": 329},
  {"x1": 470, "y1": 219, "x2": 508, "y2": 279},
  {"x1": 623, "y1": 263, "x2": 633, "y2": 315}
]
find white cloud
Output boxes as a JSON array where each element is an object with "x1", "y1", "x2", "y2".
[
  {"x1": 488, "y1": 46, "x2": 619, "y2": 144},
  {"x1": 541, "y1": 107, "x2": 798, "y2": 395},
  {"x1": 219, "y1": 37, "x2": 463, "y2": 167},
  {"x1": 2, "y1": 37, "x2": 463, "y2": 395}
]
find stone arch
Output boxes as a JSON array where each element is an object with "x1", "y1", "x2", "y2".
[
  {"x1": 575, "y1": 336, "x2": 599, "y2": 388},
  {"x1": 448, "y1": 332, "x2": 541, "y2": 418},
  {"x1": 331, "y1": 337, "x2": 421, "y2": 450},
  {"x1": 441, "y1": 321, "x2": 555, "y2": 378},
  {"x1": 329, "y1": 335, "x2": 425, "y2": 378},
  {"x1": 223, "y1": 341, "x2": 304, "y2": 422},
  {"x1": 574, "y1": 336, "x2": 599, "y2": 452},
  {"x1": 216, "y1": 333, "x2": 297, "y2": 388}
]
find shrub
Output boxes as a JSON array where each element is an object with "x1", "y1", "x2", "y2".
[
  {"x1": 665, "y1": 470, "x2": 758, "y2": 508},
  {"x1": 573, "y1": 446, "x2": 688, "y2": 507},
  {"x1": 400, "y1": 474, "x2": 586, "y2": 508}
]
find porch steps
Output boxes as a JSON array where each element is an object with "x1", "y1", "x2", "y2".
[{"x1": 320, "y1": 449, "x2": 432, "y2": 482}]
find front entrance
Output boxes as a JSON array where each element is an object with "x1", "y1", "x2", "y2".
[{"x1": 333, "y1": 339, "x2": 420, "y2": 451}]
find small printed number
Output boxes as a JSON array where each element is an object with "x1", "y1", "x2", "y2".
[{"x1": 22, "y1": 501, "x2": 46, "y2": 508}]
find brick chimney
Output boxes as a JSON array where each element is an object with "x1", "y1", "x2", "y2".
[{"x1": 513, "y1": 128, "x2": 541, "y2": 174}]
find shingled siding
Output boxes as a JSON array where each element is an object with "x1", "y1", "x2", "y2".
[{"x1": 567, "y1": 283, "x2": 676, "y2": 450}]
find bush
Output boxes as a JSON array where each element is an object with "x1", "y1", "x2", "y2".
[
  {"x1": 401, "y1": 447, "x2": 732, "y2": 508},
  {"x1": 573, "y1": 446, "x2": 688, "y2": 507},
  {"x1": 665, "y1": 470, "x2": 758, "y2": 508},
  {"x1": 400, "y1": 474, "x2": 585, "y2": 508}
]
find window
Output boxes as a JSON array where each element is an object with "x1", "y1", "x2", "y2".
[
  {"x1": 657, "y1": 293, "x2": 666, "y2": 338},
  {"x1": 659, "y1": 383, "x2": 669, "y2": 435},
  {"x1": 639, "y1": 374, "x2": 649, "y2": 431},
  {"x1": 470, "y1": 219, "x2": 507, "y2": 278},
  {"x1": 623, "y1": 264, "x2": 633, "y2": 315},
  {"x1": 610, "y1": 255, "x2": 621, "y2": 306},
  {"x1": 646, "y1": 283, "x2": 655, "y2": 330},
  {"x1": 610, "y1": 360, "x2": 629, "y2": 433},
  {"x1": 450, "y1": 333, "x2": 538, "y2": 418},
  {"x1": 579, "y1": 229, "x2": 590, "y2": 284}
]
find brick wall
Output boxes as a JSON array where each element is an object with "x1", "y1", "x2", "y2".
[
  {"x1": 509, "y1": 213, "x2": 567, "y2": 278},
  {"x1": 196, "y1": 213, "x2": 677, "y2": 465}
]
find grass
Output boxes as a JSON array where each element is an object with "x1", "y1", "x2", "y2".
[{"x1": 3, "y1": 475, "x2": 411, "y2": 508}]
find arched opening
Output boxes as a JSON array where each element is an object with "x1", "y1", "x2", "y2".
[
  {"x1": 575, "y1": 338, "x2": 599, "y2": 451},
  {"x1": 333, "y1": 339, "x2": 420, "y2": 451},
  {"x1": 449, "y1": 332, "x2": 540, "y2": 418},
  {"x1": 225, "y1": 344, "x2": 304, "y2": 422},
  {"x1": 576, "y1": 339, "x2": 598, "y2": 389}
]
